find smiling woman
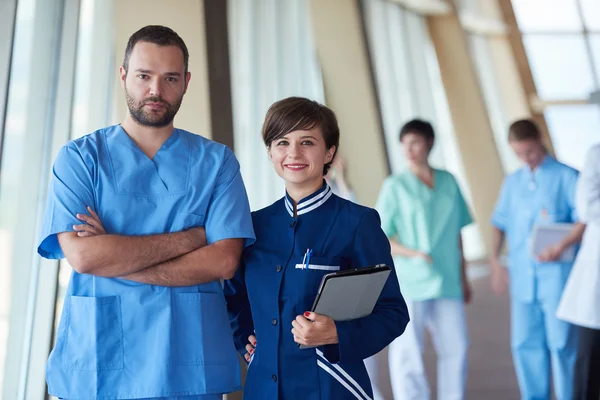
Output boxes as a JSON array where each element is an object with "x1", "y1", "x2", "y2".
[
  {"x1": 262, "y1": 97, "x2": 339, "y2": 200},
  {"x1": 224, "y1": 96, "x2": 409, "y2": 400}
]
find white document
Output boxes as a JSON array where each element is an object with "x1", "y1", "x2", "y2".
[{"x1": 530, "y1": 223, "x2": 576, "y2": 263}]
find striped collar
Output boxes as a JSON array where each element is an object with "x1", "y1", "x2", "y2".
[{"x1": 284, "y1": 182, "x2": 333, "y2": 217}]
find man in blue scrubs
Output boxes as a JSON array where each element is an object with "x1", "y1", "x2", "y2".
[
  {"x1": 37, "y1": 25, "x2": 255, "y2": 399},
  {"x1": 491, "y1": 119, "x2": 584, "y2": 400}
]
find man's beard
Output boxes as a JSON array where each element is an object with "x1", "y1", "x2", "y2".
[{"x1": 125, "y1": 89, "x2": 183, "y2": 128}]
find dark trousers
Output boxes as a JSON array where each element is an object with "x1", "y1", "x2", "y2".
[{"x1": 574, "y1": 325, "x2": 600, "y2": 399}]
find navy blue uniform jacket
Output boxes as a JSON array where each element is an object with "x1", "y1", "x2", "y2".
[{"x1": 224, "y1": 183, "x2": 409, "y2": 399}]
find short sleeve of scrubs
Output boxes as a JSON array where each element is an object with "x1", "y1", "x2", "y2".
[
  {"x1": 564, "y1": 168, "x2": 580, "y2": 222},
  {"x1": 491, "y1": 178, "x2": 511, "y2": 232},
  {"x1": 455, "y1": 180, "x2": 473, "y2": 229},
  {"x1": 205, "y1": 149, "x2": 255, "y2": 246},
  {"x1": 375, "y1": 177, "x2": 399, "y2": 238},
  {"x1": 37, "y1": 145, "x2": 95, "y2": 260}
]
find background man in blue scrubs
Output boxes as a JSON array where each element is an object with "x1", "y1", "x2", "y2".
[
  {"x1": 490, "y1": 119, "x2": 584, "y2": 400},
  {"x1": 37, "y1": 25, "x2": 255, "y2": 399}
]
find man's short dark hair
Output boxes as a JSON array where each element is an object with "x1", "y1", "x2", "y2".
[
  {"x1": 399, "y1": 119, "x2": 435, "y2": 143},
  {"x1": 123, "y1": 25, "x2": 189, "y2": 74},
  {"x1": 262, "y1": 97, "x2": 340, "y2": 176},
  {"x1": 508, "y1": 119, "x2": 541, "y2": 142}
]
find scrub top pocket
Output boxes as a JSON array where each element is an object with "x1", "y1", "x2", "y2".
[
  {"x1": 174, "y1": 292, "x2": 235, "y2": 366},
  {"x1": 61, "y1": 295, "x2": 123, "y2": 371}
]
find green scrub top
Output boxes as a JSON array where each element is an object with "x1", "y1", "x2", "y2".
[{"x1": 376, "y1": 169, "x2": 473, "y2": 301}]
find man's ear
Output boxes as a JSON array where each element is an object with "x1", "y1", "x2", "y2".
[
  {"x1": 119, "y1": 65, "x2": 127, "y2": 89},
  {"x1": 183, "y1": 71, "x2": 191, "y2": 94}
]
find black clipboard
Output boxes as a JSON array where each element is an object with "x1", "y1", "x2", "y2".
[{"x1": 299, "y1": 264, "x2": 392, "y2": 349}]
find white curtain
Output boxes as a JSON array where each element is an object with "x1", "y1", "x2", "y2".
[
  {"x1": 362, "y1": 0, "x2": 486, "y2": 260},
  {"x1": 228, "y1": 0, "x2": 325, "y2": 211}
]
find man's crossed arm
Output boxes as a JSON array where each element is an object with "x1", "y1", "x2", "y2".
[{"x1": 57, "y1": 207, "x2": 243, "y2": 286}]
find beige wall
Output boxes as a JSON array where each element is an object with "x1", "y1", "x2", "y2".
[
  {"x1": 308, "y1": 0, "x2": 388, "y2": 207},
  {"x1": 428, "y1": 13, "x2": 505, "y2": 253},
  {"x1": 112, "y1": 0, "x2": 212, "y2": 138}
]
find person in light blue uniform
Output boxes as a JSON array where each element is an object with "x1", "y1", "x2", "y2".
[
  {"x1": 490, "y1": 119, "x2": 585, "y2": 400},
  {"x1": 37, "y1": 26, "x2": 255, "y2": 399},
  {"x1": 224, "y1": 97, "x2": 409, "y2": 400}
]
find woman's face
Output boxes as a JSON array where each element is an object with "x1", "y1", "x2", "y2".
[
  {"x1": 401, "y1": 133, "x2": 431, "y2": 166},
  {"x1": 268, "y1": 127, "x2": 336, "y2": 190}
]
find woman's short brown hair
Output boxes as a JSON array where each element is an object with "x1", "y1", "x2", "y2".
[
  {"x1": 262, "y1": 97, "x2": 340, "y2": 175},
  {"x1": 508, "y1": 119, "x2": 541, "y2": 142}
]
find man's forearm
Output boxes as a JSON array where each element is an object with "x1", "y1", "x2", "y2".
[
  {"x1": 490, "y1": 227, "x2": 505, "y2": 264},
  {"x1": 459, "y1": 235, "x2": 468, "y2": 279},
  {"x1": 59, "y1": 228, "x2": 205, "y2": 277},
  {"x1": 122, "y1": 238, "x2": 244, "y2": 286},
  {"x1": 559, "y1": 222, "x2": 586, "y2": 249}
]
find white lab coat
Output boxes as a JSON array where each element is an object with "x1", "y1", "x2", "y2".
[{"x1": 557, "y1": 144, "x2": 600, "y2": 329}]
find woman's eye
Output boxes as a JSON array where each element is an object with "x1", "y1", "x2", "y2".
[
  {"x1": 301, "y1": 140, "x2": 314, "y2": 145},
  {"x1": 276, "y1": 140, "x2": 288, "y2": 146}
]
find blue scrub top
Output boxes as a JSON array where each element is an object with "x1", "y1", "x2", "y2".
[
  {"x1": 491, "y1": 155, "x2": 579, "y2": 303},
  {"x1": 37, "y1": 125, "x2": 255, "y2": 399},
  {"x1": 224, "y1": 183, "x2": 409, "y2": 400}
]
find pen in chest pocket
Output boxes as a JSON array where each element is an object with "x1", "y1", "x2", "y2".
[{"x1": 302, "y1": 248, "x2": 313, "y2": 270}]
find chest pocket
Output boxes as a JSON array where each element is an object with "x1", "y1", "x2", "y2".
[
  {"x1": 292, "y1": 256, "x2": 344, "y2": 303},
  {"x1": 295, "y1": 257, "x2": 341, "y2": 271},
  {"x1": 536, "y1": 181, "x2": 572, "y2": 225},
  {"x1": 537, "y1": 201, "x2": 570, "y2": 225}
]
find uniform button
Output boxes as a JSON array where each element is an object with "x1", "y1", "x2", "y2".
[
  {"x1": 272, "y1": 374, "x2": 278, "y2": 382},
  {"x1": 289, "y1": 220, "x2": 296, "y2": 228},
  {"x1": 272, "y1": 318, "x2": 278, "y2": 326},
  {"x1": 276, "y1": 265, "x2": 282, "y2": 272}
]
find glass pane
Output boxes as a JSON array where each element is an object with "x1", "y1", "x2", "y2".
[
  {"x1": 524, "y1": 35, "x2": 595, "y2": 99},
  {"x1": 469, "y1": 35, "x2": 522, "y2": 174},
  {"x1": 0, "y1": 0, "x2": 36, "y2": 394},
  {"x1": 589, "y1": 35, "x2": 600, "y2": 86},
  {"x1": 545, "y1": 105, "x2": 600, "y2": 170},
  {"x1": 512, "y1": 0, "x2": 583, "y2": 32},
  {"x1": 580, "y1": 0, "x2": 600, "y2": 30}
]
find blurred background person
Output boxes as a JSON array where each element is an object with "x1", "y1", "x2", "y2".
[
  {"x1": 490, "y1": 119, "x2": 585, "y2": 400},
  {"x1": 373, "y1": 119, "x2": 473, "y2": 400},
  {"x1": 324, "y1": 154, "x2": 357, "y2": 202},
  {"x1": 557, "y1": 144, "x2": 600, "y2": 400}
]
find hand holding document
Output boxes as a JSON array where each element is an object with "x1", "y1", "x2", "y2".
[
  {"x1": 530, "y1": 223, "x2": 576, "y2": 263},
  {"x1": 298, "y1": 264, "x2": 391, "y2": 349}
]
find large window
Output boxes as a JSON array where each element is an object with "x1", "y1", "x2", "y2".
[
  {"x1": 513, "y1": 0, "x2": 600, "y2": 170},
  {"x1": 0, "y1": 0, "x2": 45, "y2": 395},
  {"x1": 228, "y1": 0, "x2": 325, "y2": 211},
  {"x1": 0, "y1": 0, "x2": 115, "y2": 397},
  {"x1": 467, "y1": 34, "x2": 521, "y2": 174}
]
